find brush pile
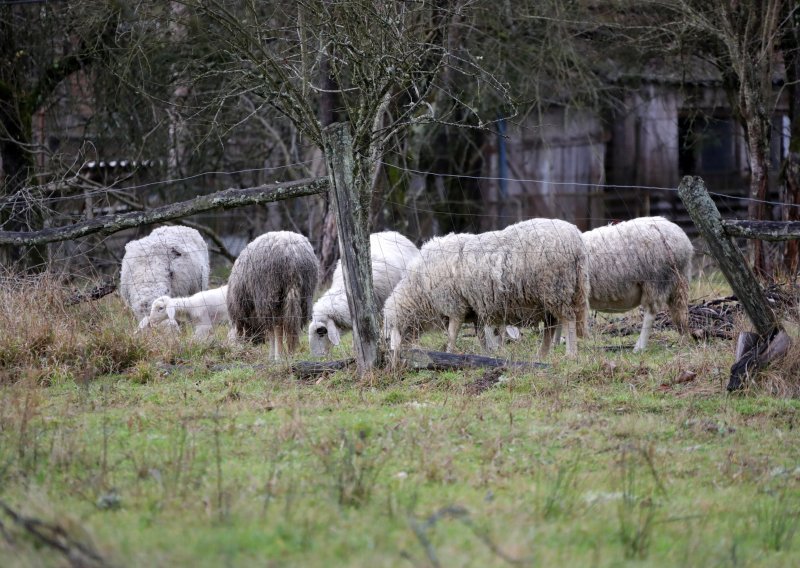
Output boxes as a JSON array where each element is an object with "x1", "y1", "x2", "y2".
[{"x1": 597, "y1": 283, "x2": 798, "y2": 340}]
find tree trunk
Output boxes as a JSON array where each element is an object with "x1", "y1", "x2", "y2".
[
  {"x1": 317, "y1": 54, "x2": 341, "y2": 285},
  {"x1": 743, "y1": 100, "x2": 771, "y2": 277},
  {"x1": 782, "y1": 8, "x2": 800, "y2": 277},
  {"x1": 678, "y1": 175, "x2": 781, "y2": 338},
  {"x1": 167, "y1": 1, "x2": 191, "y2": 182},
  {"x1": 322, "y1": 122, "x2": 380, "y2": 375},
  {"x1": 0, "y1": 8, "x2": 45, "y2": 270}
]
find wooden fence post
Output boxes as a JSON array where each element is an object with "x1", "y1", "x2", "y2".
[
  {"x1": 321, "y1": 122, "x2": 381, "y2": 375},
  {"x1": 678, "y1": 176, "x2": 781, "y2": 337},
  {"x1": 678, "y1": 175, "x2": 789, "y2": 390}
]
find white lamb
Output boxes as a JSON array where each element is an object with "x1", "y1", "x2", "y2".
[
  {"x1": 308, "y1": 231, "x2": 420, "y2": 356},
  {"x1": 120, "y1": 226, "x2": 209, "y2": 322},
  {"x1": 383, "y1": 218, "x2": 590, "y2": 358},
  {"x1": 141, "y1": 285, "x2": 229, "y2": 339},
  {"x1": 580, "y1": 216, "x2": 693, "y2": 351}
]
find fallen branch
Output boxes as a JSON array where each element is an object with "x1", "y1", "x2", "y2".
[
  {"x1": 65, "y1": 280, "x2": 117, "y2": 306},
  {"x1": 0, "y1": 500, "x2": 108, "y2": 568},
  {"x1": 0, "y1": 177, "x2": 329, "y2": 246}
]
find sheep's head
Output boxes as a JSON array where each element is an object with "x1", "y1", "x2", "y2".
[
  {"x1": 148, "y1": 296, "x2": 176, "y2": 326},
  {"x1": 308, "y1": 318, "x2": 341, "y2": 357}
]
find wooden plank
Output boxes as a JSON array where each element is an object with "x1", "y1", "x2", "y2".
[
  {"x1": 722, "y1": 220, "x2": 800, "y2": 241},
  {"x1": 321, "y1": 123, "x2": 381, "y2": 374},
  {"x1": 678, "y1": 176, "x2": 781, "y2": 338},
  {"x1": 0, "y1": 177, "x2": 329, "y2": 246}
]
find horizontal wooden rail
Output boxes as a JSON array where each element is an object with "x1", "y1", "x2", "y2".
[
  {"x1": 722, "y1": 220, "x2": 800, "y2": 241},
  {"x1": 0, "y1": 177, "x2": 329, "y2": 246}
]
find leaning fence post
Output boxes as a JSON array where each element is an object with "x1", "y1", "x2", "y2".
[
  {"x1": 678, "y1": 175, "x2": 788, "y2": 390},
  {"x1": 321, "y1": 122, "x2": 381, "y2": 375}
]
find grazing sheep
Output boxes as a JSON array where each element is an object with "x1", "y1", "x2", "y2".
[
  {"x1": 581, "y1": 216, "x2": 693, "y2": 351},
  {"x1": 120, "y1": 226, "x2": 209, "y2": 322},
  {"x1": 227, "y1": 231, "x2": 318, "y2": 360},
  {"x1": 383, "y1": 218, "x2": 589, "y2": 357},
  {"x1": 142, "y1": 285, "x2": 229, "y2": 339},
  {"x1": 308, "y1": 231, "x2": 420, "y2": 357}
]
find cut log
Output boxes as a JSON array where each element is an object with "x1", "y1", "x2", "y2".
[
  {"x1": 292, "y1": 349, "x2": 547, "y2": 379},
  {"x1": 291, "y1": 359, "x2": 355, "y2": 380},
  {"x1": 396, "y1": 349, "x2": 548, "y2": 371}
]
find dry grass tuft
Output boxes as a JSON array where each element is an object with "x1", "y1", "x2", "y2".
[
  {"x1": 761, "y1": 325, "x2": 800, "y2": 398},
  {"x1": 0, "y1": 274, "x2": 159, "y2": 384}
]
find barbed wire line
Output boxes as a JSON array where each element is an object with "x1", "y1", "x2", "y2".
[{"x1": 379, "y1": 161, "x2": 800, "y2": 210}]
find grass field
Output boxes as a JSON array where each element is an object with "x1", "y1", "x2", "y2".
[{"x1": 0, "y1": 274, "x2": 798, "y2": 567}]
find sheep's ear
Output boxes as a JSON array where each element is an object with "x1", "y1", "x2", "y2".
[
  {"x1": 506, "y1": 326, "x2": 521, "y2": 340},
  {"x1": 326, "y1": 321, "x2": 341, "y2": 346},
  {"x1": 166, "y1": 305, "x2": 176, "y2": 322},
  {"x1": 138, "y1": 316, "x2": 150, "y2": 330}
]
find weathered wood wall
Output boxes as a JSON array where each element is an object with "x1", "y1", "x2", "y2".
[{"x1": 481, "y1": 108, "x2": 606, "y2": 232}]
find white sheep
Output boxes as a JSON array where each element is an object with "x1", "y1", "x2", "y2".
[
  {"x1": 141, "y1": 285, "x2": 229, "y2": 339},
  {"x1": 580, "y1": 216, "x2": 693, "y2": 351},
  {"x1": 383, "y1": 218, "x2": 589, "y2": 358},
  {"x1": 227, "y1": 231, "x2": 319, "y2": 360},
  {"x1": 120, "y1": 226, "x2": 209, "y2": 322},
  {"x1": 308, "y1": 231, "x2": 420, "y2": 356}
]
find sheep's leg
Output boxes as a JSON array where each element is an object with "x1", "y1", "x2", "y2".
[
  {"x1": 446, "y1": 316, "x2": 464, "y2": 353},
  {"x1": 194, "y1": 325, "x2": 212, "y2": 340},
  {"x1": 539, "y1": 324, "x2": 554, "y2": 358},
  {"x1": 271, "y1": 326, "x2": 282, "y2": 361},
  {"x1": 564, "y1": 319, "x2": 578, "y2": 358},
  {"x1": 633, "y1": 310, "x2": 655, "y2": 352},
  {"x1": 551, "y1": 323, "x2": 562, "y2": 347},
  {"x1": 481, "y1": 325, "x2": 502, "y2": 352}
]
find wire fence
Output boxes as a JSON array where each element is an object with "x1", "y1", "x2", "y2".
[
  {"x1": 3, "y1": 159, "x2": 798, "y2": 365},
  {"x1": 2, "y1": 158, "x2": 797, "y2": 286}
]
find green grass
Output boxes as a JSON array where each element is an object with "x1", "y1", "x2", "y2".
[{"x1": 0, "y1": 277, "x2": 799, "y2": 566}]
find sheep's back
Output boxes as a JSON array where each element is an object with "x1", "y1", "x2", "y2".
[
  {"x1": 228, "y1": 232, "x2": 319, "y2": 339},
  {"x1": 583, "y1": 217, "x2": 693, "y2": 303},
  {"x1": 497, "y1": 218, "x2": 587, "y2": 321},
  {"x1": 120, "y1": 226, "x2": 209, "y2": 319},
  {"x1": 369, "y1": 231, "x2": 420, "y2": 307}
]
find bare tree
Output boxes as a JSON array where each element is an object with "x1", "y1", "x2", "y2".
[
  {"x1": 664, "y1": 0, "x2": 787, "y2": 275},
  {"x1": 0, "y1": 2, "x2": 120, "y2": 270},
  {"x1": 780, "y1": 3, "x2": 800, "y2": 277},
  {"x1": 133, "y1": 0, "x2": 506, "y2": 370}
]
